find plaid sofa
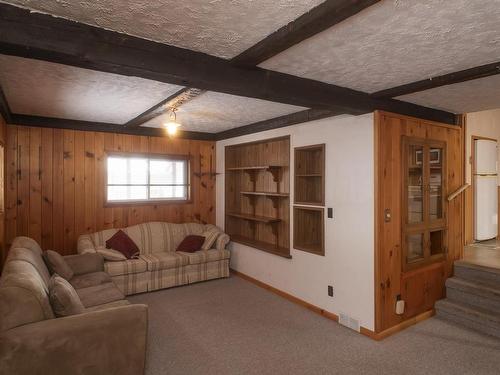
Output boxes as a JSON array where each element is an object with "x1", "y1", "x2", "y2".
[{"x1": 77, "y1": 222, "x2": 230, "y2": 295}]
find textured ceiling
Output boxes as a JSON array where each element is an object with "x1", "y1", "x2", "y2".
[
  {"x1": 141, "y1": 91, "x2": 305, "y2": 133},
  {"x1": 0, "y1": 55, "x2": 183, "y2": 123},
  {"x1": 261, "y1": 0, "x2": 500, "y2": 93},
  {"x1": 2, "y1": 0, "x2": 323, "y2": 59},
  {"x1": 397, "y1": 75, "x2": 500, "y2": 114}
]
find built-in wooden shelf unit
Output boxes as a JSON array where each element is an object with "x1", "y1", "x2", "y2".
[
  {"x1": 225, "y1": 136, "x2": 290, "y2": 258},
  {"x1": 293, "y1": 206, "x2": 324, "y2": 256},
  {"x1": 293, "y1": 144, "x2": 325, "y2": 256},
  {"x1": 294, "y1": 144, "x2": 325, "y2": 206}
]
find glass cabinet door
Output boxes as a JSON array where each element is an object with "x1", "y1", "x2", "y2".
[
  {"x1": 429, "y1": 145, "x2": 444, "y2": 222},
  {"x1": 402, "y1": 137, "x2": 447, "y2": 270},
  {"x1": 407, "y1": 144, "x2": 424, "y2": 224}
]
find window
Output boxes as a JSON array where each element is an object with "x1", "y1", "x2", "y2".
[{"x1": 106, "y1": 153, "x2": 190, "y2": 203}]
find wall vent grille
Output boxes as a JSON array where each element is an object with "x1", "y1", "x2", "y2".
[{"x1": 339, "y1": 312, "x2": 360, "y2": 332}]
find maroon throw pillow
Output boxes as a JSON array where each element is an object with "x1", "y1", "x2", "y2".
[
  {"x1": 106, "y1": 230, "x2": 140, "y2": 259},
  {"x1": 176, "y1": 235, "x2": 205, "y2": 253}
]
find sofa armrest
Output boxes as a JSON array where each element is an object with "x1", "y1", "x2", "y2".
[
  {"x1": 64, "y1": 253, "x2": 104, "y2": 275},
  {"x1": 77, "y1": 234, "x2": 97, "y2": 254},
  {"x1": 0, "y1": 304, "x2": 148, "y2": 375},
  {"x1": 215, "y1": 232, "x2": 230, "y2": 250}
]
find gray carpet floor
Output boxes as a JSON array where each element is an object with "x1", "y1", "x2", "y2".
[{"x1": 129, "y1": 276, "x2": 500, "y2": 375}]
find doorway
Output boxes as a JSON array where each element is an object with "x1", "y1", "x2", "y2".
[{"x1": 471, "y1": 136, "x2": 498, "y2": 242}]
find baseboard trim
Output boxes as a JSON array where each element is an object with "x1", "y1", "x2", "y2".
[
  {"x1": 231, "y1": 268, "x2": 377, "y2": 339},
  {"x1": 231, "y1": 269, "x2": 434, "y2": 341},
  {"x1": 370, "y1": 309, "x2": 435, "y2": 340}
]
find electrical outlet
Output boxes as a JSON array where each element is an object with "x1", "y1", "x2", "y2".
[
  {"x1": 328, "y1": 285, "x2": 334, "y2": 297},
  {"x1": 327, "y1": 207, "x2": 333, "y2": 219}
]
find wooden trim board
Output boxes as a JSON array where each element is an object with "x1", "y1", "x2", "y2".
[{"x1": 231, "y1": 269, "x2": 432, "y2": 340}]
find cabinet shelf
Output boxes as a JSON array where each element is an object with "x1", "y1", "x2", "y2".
[
  {"x1": 227, "y1": 212, "x2": 281, "y2": 224},
  {"x1": 241, "y1": 191, "x2": 289, "y2": 197},
  {"x1": 231, "y1": 235, "x2": 292, "y2": 259},
  {"x1": 226, "y1": 165, "x2": 282, "y2": 171},
  {"x1": 295, "y1": 173, "x2": 322, "y2": 177}
]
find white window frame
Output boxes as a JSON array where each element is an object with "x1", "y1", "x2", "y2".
[{"x1": 105, "y1": 152, "x2": 191, "y2": 204}]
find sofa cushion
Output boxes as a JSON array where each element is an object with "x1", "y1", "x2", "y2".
[
  {"x1": 44, "y1": 250, "x2": 74, "y2": 280},
  {"x1": 70, "y1": 271, "x2": 112, "y2": 290},
  {"x1": 104, "y1": 258, "x2": 147, "y2": 277},
  {"x1": 125, "y1": 222, "x2": 206, "y2": 254},
  {"x1": 76, "y1": 282, "x2": 125, "y2": 308},
  {"x1": 179, "y1": 249, "x2": 231, "y2": 265},
  {"x1": 84, "y1": 299, "x2": 131, "y2": 313},
  {"x1": 140, "y1": 252, "x2": 188, "y2": 271},
  {"x1": 176, "y1": 235, "x2": 205, "y2": 253},
  {"x1": 6, "y1": 247, "x2": 51, "y2": 287},
  {"x1": 201, "y1": 226, "x2": 221, "y2": 250},
  {"x1": 106, "y1": 230, "x2": 140, "y2": 259},
  {"x1": 48, "y1": 274, "x2": 85, "y2": 317},
  {"x1": 97, "y1": 247, "x2": 127, "y2": 261},
  {"x1": 0, "y1": 259, "x2": 55, "y2": 331}
]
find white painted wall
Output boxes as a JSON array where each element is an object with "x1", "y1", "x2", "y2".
[{"x1": 216, "y1": 113, "x2": 375, "y2": 331}]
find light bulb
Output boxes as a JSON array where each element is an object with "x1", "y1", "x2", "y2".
[{"x1": 164, "y1": 121, "x2": 181, "y2": 136}]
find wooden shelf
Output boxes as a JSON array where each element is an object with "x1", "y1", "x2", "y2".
[
  {"x1": 241, "y1": 191, "x2": 289, "y2": 197},
  {"x1": 227, "y1": 212, "x2": 281, "y2": 223},
  {"x1": 225, "y1": 136, "x2": 290, "y2": 257},
  {"x1": 293, "y1": 206, "x2": 324, "y2": 256},
  {"x1": 231, "y1": 235, "x2": 291, "y2": 259},
  {"x1": 226, "y1": 165, "x2": 282, "y2": 171},
  {"x1": 294, "y1": 144, "x2": 325, "y2": 206}
]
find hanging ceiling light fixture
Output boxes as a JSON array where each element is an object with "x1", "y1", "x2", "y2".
[{"x1": 163, "y1": 108, "x2": 181, "y2": 136}]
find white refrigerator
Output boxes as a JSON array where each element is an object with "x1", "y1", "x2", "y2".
[{"x1": 474, "y1": 139, "x2": 498, "y2": 241}]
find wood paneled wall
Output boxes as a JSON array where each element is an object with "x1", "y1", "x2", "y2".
[
  {"x1": 375, "y1": 111, "x2": 464, "y2": 333},
  {"x1": 4, "y1": 125, "x2": 216, "y2": 258}
]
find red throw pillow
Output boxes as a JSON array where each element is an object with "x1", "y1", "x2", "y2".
[
  {"x1": 106, "y1": 230, "x2": 140, "y2": 259},
  {"x1": 176, "y1": 235, "x2": 205, "y2": 253}
]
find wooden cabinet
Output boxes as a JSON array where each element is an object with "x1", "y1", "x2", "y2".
[
  {"x1": 375, "y1": 111, "x2": 463, "y2": 333},
  {"x1": 402, "y1": 137, "x2": 447, "y2": 271},
  {"x1": 225, "y1": 137, "x2": 290, "y2": 258}
]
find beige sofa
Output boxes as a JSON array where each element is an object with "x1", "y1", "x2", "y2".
[
  {"x1": 0, "y1": 236, "x2": 148, "y2": 375},
  {"x1": 78, "y1": 222, "x2": 230, "y2": 295}
]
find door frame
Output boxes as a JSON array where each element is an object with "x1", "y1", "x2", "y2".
[{"x1": 469, "y1": 135, "x2": 498, "y2": 243}]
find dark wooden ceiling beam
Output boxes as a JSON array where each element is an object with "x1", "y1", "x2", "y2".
[
  {"x1": 373, "y1": 60, "x2": 500, "y2": 99},
  {"x1": 232, "y1": 0, "x2": 381, "y2": 67},
  {"x1": 0, "y1": 85, "x2": 13, "y2": 123},
  {"x1": 216, "y1": 109, "x2": 344, "y2": 140},
  {"x1": 124, "y1": 87, "x2": 203, "y2": 128},
  {"x1": 10, "y1": 114, "x2": 216, "y2": 140},
  {"x1": 129, "y1": 0, "x2": 381, "y2": 128},
  {"x1": 0, "y1": 3, "x2": 456, "y2": 125}
]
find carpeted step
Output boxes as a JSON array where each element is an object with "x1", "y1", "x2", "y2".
[
  {"x1": 446, "y1": 277, "x2": 500, "y2": 313},
  {"x1": 454, "y1": 261, "x2": 500, "y2": 287},
  {"x1": 435, "y1": 299, "x2": 500, "y2": 339}
]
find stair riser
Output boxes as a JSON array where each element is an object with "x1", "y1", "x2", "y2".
[
  {"x1": 454, "y1": 266, "x2": 500, "y2": 286},
  {"x1": 447, "y1": 288, "x2": 500, "y2": 313},
  {"x1": 436, "y1": 308, "x2": 500, "y2": 339}
]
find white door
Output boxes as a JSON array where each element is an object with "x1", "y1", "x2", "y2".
[{"x1": 474, "y1": 175, "x2": 498, "y2": 241}]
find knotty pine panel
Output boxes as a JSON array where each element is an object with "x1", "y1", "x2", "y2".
[
  {"x1": 4, "y1": 125, "x2": 216, "y2": 257},
  {"x1": 375, "y1": 111, "x2": 463, "y2": 333}
]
